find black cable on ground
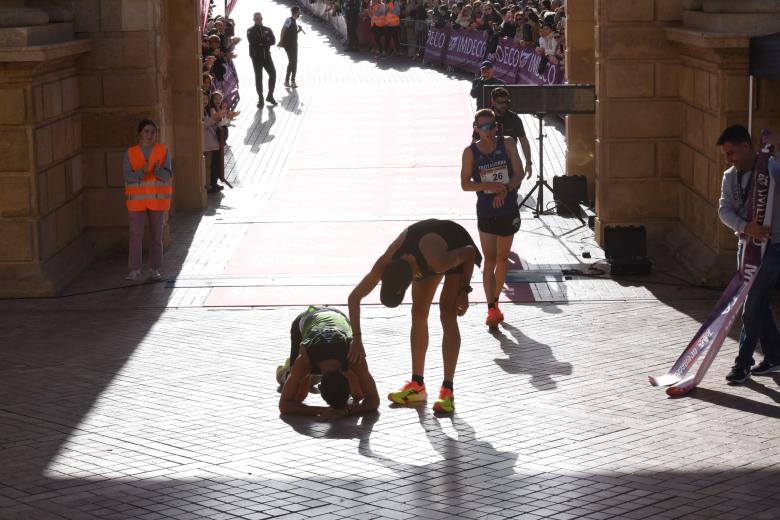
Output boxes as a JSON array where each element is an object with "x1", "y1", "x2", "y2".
[{"x1": 0, "y1": 280, "x2": 166, "y2": 302}]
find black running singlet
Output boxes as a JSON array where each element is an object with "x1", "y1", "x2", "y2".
[{"x1": 391, "y1": 219, "x2": 483, "y2": 279}]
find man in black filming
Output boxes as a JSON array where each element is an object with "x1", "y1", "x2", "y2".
[{"x1": 247, "y1": 12, "x2": 277, "y2": 107}]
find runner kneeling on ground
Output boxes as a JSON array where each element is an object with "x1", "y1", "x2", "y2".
[{"x1": 278, "y1": 306, "x2": 379, "y2": 420}]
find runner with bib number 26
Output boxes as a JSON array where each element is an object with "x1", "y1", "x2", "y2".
[{"x1": 461, "y1": 108, "x2": 525, "y2": 329}]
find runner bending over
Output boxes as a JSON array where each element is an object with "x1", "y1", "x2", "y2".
[
  {"x1": 278, "y1": 306, "x2": 379, "y2": 420},
  {"x1": 461, "y1": 108, "x2": 524, "y2": 329},
  {"x1": 347, "y1": 219, "x2": 482, "y2": 413}
]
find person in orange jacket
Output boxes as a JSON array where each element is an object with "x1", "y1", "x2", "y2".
[
  {"x1": 122, "y1": 119, "x2": 172, "y2": 282},
  {"x1": 369, "y1": 0, "x2": 387, "y2": 58}
]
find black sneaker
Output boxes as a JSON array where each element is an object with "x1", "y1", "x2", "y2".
[
  {"x1": 752, "y1": 359, "x2": 780, "y2": 375},
  {"x1": 725, "y1": 365, "x2": 750, "y2": 384},
  {"x1": 266, "y1": 96, "x2": 278, "y2": 106}
]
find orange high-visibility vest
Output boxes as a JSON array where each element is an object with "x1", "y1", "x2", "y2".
[
  {"x1": 125, "y1": 144, "x2": 173, "y2": 212},
  {"x1": 370, "y1": 3, "x2": 386, "y2": 27},
  {"x1": 385, "y1": 2, "x2": 400, "y2": 26}
]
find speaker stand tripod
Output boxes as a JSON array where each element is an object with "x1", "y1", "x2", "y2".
[{"x1": 519, "y1": 114, "x2": 585, "y2": 226}]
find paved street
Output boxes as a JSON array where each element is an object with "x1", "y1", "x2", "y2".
[{"x1": 1, "y1": 1, "x2": 779, "y2": 519}]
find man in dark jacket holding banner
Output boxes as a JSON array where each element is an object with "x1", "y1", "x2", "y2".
[{"x1": 717, "y1": 125, "x2": 780, "y2": 383}]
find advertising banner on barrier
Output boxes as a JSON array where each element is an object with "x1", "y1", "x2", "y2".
[
  {"x1": 515, "y1": 47, "x2": 564, "y2": 85},
  {"x1": 424, "y1": 26, "x2": 450, "y2": 64},
  {"x1": 446, "y1": 28, "x2": 488, "y2": 71},
  {"x1": 490, "y1": 38, "x2": 523, "y2": 83}
]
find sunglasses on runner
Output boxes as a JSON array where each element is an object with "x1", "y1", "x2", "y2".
[{"x1": 477, "y1": 122, "x2": 497, "y2": 131}]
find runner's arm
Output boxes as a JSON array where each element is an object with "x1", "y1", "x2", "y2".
[
  {"x1": 424, "y1": 242, "x2": 476, "y2": 282},
  {"x1": 506, "y1": 137, "x2": 523, "y2": 191},
  {"x1": 347, "y1": 256, "x2": 387, "y2": 364},
  {"x1": 519, "y1": 135, "x2": 533, "y2": 178},
  {"x1": 279, "y1": 354, "x2": 329, "y2": 416},
  {"x1": 346, "y1": 358, "x2": 380, "y2": 415}
]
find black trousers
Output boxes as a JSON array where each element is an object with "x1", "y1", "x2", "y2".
[
  {"x1": 284, "y1": 45, "x2": 298, "y2": 82},
  {"x1": 347, "y1": 16, "x2": 359, "y2": 50},
  {"x1": 209, "y1": 150, "x2": 221, "y2": 187},
  {"x1": 251, "y1": 55, "x2": 276, "y2": 99},
  {"x1": 385, "y1": 25, "x2": 400, "y2": 52},
  {"x1": 371, "y1": 26, "x2": 385, "y2": 53}
]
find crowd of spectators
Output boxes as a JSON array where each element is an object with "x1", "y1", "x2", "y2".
[
  {"x1": 333, "y1": 0, "x2": 565, "y2": 62},
  {"x1": 201, "y1": 9, "x2": 242, "y2": 193}
]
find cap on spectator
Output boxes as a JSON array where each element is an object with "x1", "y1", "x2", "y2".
[{"x1": 480, "y1": 60, "x2": 494, "y2": 69}]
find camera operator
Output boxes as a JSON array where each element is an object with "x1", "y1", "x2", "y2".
[{"x1": 247, "y1": 12, "x2": 278, "y2": 107}]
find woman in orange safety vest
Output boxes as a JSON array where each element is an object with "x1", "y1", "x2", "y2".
[
  {"x1": 122, "y1": 118, "x2": 173, "y2": 282},
  {"x1": 369, "y1": 0, "x2": 386, "y2": 58}
]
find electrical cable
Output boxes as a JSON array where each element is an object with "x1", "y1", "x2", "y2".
[{"x1": 0, "y1": 280, "x2": 165, "y2": 302}]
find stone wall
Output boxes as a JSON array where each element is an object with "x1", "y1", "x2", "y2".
[
  {"x1": 0, "y1": 7, "x2": 92, "y2": 296},
  {"x1": 665, "y1": 0, "x2": 780, "y2": 281},
  {"x1": 565, "y1": 0, "x2": 596, "y2": 200},
  {"x1": 0, "y1": 1, "x2": 205, "y2": 297},
  {"x1": 593, "y1": 0, "x2": 684, "y2": 246}
]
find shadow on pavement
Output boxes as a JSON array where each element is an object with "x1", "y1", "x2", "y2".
[
  {"x1": 490, "y1": 322, "x2": 572, "y2": 390},
  {"x1": 689, "y1": 384, "x2": 780, "y2": 419}
]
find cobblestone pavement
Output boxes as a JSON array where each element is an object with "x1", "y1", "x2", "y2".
[{"x1": 2, "y1": 1, "x2": 780, "y2": 519}]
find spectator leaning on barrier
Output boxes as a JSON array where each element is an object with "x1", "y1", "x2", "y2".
[
  {"x1": 369, "y1": 0, "x2": 387, "y2": 58},
  {"x1": 498, "y1": 7, "x2": 516, "y2": 39},
  {"x1": 123, "y1": 119, "x2": 172, "y2": 283},
  {"x1": 455, "y1": 4, "x2": 473, "y2": 28},
  {"x1": 470, "y1": 60, "x2": 506, "y2": 110},
  {"x1": 247, "y1": 11, "x2": 278, "y2": 107},
  {"x1": 519, "y1": 10, "x2": 540, "y2": 48},
  {"x1": 537, "y1": 21, "x2": 561, "y2": 65},
  {"x1": 202, "y1": 93, "x2": 220, "y2": 194}
]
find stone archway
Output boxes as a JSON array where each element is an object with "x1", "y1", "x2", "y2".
[{"x1": 566, "y1": 0, "x2": 780, "y2": 282}]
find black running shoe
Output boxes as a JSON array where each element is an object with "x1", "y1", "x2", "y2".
[
  {"x1": 266, "y1": 96, "x2": 278, "y2": 106},
  {"x1": 752, "y1": 359, "x2": 780, "y2": 375},
  {"x1": 725, "y1": 365, "x2": 750, "y2": 384}
]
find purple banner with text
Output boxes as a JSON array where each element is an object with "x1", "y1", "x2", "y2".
[
  {"x1": 446, "y1": 28, "x2": 488, "y2": 71},
  {"x1": 515, "y1": 46, "x2": 564, "y2": 85},
  {"x1": 423, "y1": 26, "x2": 450, "y2": 64}
]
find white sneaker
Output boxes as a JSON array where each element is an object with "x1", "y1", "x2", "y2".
[
  {"x1": 125, "y1": 269, "x2": 142, "y2": 281},
  {"x1": 148, "y1": 269, "x2": 162, "y2": 281}
]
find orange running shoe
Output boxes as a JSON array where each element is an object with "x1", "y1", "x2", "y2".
[
  {"x1": 432, "y1": 387, "x2": 454, "y2": 413},
  {"x1": 388, "y1": 380, "x2": 427, "y2": 404},
  {"x1": 495, "y1": 302, "x2": 505, "y2": 322},
  {"x1": 485, "y1": 307, "x2": 502, "y2": 329}
]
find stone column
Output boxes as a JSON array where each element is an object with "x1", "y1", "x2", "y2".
[
  {"x1": 593, "y1": 0, "x2": 684, "y2": 244},
  {"x1": 565, "y1": 0, "x2": 596, "y2": 200},
  {"x1": 0, "y1": 7, "x2": 91, "y2": 297},
  {"x1": 163, "y1": 0, "x2": 207, "y2": 212}
]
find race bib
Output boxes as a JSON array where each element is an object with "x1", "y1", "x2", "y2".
[{"x1": 480, "y1": 165, "x2": 510, "y2": 194}]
